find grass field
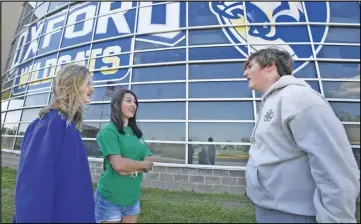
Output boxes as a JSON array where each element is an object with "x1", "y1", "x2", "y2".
[{"x1": 1, "y1": 167, "x2": 359, "y2": 223}]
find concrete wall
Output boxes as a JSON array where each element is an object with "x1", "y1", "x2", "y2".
[
  {"x1": 1, "y1": 2, "x2": 24, "y2": 74},
  {"x1": 1, "y1": 149, "x2": 246, "y2": 195}
]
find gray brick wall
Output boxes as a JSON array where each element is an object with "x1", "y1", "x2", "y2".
[{"x1": 1, "y1": 150, "x2": 246, "y2": 195}]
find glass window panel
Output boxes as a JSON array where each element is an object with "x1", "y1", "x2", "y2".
[
  {"x1": 94, "y1": 5, "x2": 137, "y2": 41},
  {"x1": 2, "y1": 90, "x2": 11, "y2": 101},
  {"x1": 189, "y1": 143, "x2": 250, "y2": 166},
  {"x1": 189, "y1": 63, "x2": 244, "y2": 80},
  {"x1": 2, "y1": 123, "x2": 19, "y2": 135},
  {"x1": 82, "y1": 122, "x2": 100, "y2": 138},
  {"x1": 134, "y1": 49, "x2": 186, "y2": 64},
  {"x1": 84, "y1": 104, "x2": 109, "y2": 120},
  {"x1": 132, "y1": 83, "x2": 186, "y2": 99},
  {"x1": 21, "y1": 12, "x2": 33, "y2": 29},
  {"x1": 189, "y1": 81, "x2": 252, "y2": 98},
  {"x1": 132, "y1": 65, "x2": 186, "y2": 82},
  {"x1": 135, "y1": 37, "x2": 186, "y2": 51},
  {"x1": 306, "y1": 81, "x2": 321, "y2": 93},
  {"x1": 58, "y1": 44, "x2": 91, "y2": 63},
  {"x1": 330, "y1": 102, "x2": 360, "y2": 122},
  {"x1": 323, "y1": 81, "x2": 360, "y2": 99},
  {"x1": 4, "y1": 110, "x2": 22, "y2": 123},
  {"x1": 293, "y1": 62, "x2": 317, "y2": 78},
  {"x1": 189, "y1": 29, "x2": 231, "y2": 46},
  {"x1": 60, "y1": 2, "x2": 98, "y2": 48},
  {"x1": 21, "y1": 108, "x2": 41, "y2": 121},
  {"x1": 92, "y1": 54, "x2": 130, "y2": 70},
  {"x1": 1, "y1": 113, "x2": 6, "y2": 124},
  {"x1": 24, "y1": 93, "x2": 49, "y2": 107},
  {"x1": 189, "y1": 46, "x2": 244, "y2": 61},
  {"x1": 23, "y1": 2, "x2": 34, "y2": 19},
  {"x1": 189, "y1": 101, "x2": 254, "y2": 120},
  {"x1": 189, "y1": 122, "x2": 254, "y2": 143},
  {"x1": 329, "y1": 2, "x2": 360, "y2": 23},
  {"x1": 49, "y1": 2, "x2": 68, "y2": 12},
  {"x1": 247, "y1": 26, "x2": 310, "y2": 44},
  {"x1": 8, "y1": 96, "x2": 25, "y2": 110},
  {"x1": 344, "y1": 124, "x2": 360, "y2": 146},
  {"x1": 92, "y1": 86, "x2": 126, "y2": 102},
  {"x1": 37, "y1": 9, "x2": 67, "y2": 55},
  {"x1": 14, "y1": 137, "x2": 24, "y2": 150},
  {"x1": 83, "y1": 140, "x2": 102, "y2": 158},
  {"x1": 148, "y1": 143, "x2": 185, "y2": 164},
  {"x1": 189, "y1": 2, "x2": 225, "y2": 27},
  {"x1": 18, "y1": 122, "x2": 30, "y2": 135},
  {"x1": 318, "y1": 62, "x2": 360, "y2": 79},
  {"x1": 33, "y1": 2, "x2": 49, "y2": 20},
  {"x1": 137, "y1": 102, "x2": 186, "y2": 120},
  {"x1": 1, "y1": 137, "x2": 15, "y2": 150},
  {"x1": 138, "y1": 122, "x2": 185, "y2": 141},
  {"x1": 323, "y1": 27, "x2": 360, "y2": 44},
  {"x1": 317, "y1": 46, "x2": 360, "y2": 59}
]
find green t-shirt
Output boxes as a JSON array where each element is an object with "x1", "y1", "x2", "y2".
[{"x1": 96, "y1": 122, "x2": 152, "y2": 206}]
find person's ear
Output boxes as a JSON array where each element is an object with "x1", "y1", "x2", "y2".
[{"x1": 265, "y1": 62, "x2": 276, "y2": 73}]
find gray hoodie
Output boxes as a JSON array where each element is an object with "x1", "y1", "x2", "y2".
[{"x1": 246, "y1": 76, "x2": 360, "y2": 223}]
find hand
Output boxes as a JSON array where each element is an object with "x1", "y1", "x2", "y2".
[{"x1": 142, "y1": 160, "x2": 154, "y2": 171}]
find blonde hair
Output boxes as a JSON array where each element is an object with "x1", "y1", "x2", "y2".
[{"x1": 39, "y1": 64, "x2": 91, "y2": 130}]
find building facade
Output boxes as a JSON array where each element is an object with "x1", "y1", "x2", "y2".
[{"x1": 1, "y1": 2, "x2": 360, "y2": 193}]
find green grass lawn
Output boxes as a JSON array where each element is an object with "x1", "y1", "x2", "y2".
[{"x1": 2, "y1": 167, "x2": 360, "y2": 223}]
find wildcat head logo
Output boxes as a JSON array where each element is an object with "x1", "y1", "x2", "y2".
[{"x1": 210, "y1": 2, "x2": 330, "y2": 73}]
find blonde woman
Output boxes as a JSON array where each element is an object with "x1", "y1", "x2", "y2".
[{"x1": 13, "y1": 64, "x2": 96, "y2": 223}]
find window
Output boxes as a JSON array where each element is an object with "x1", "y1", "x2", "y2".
[
  {"x1": 148, "y1": 143, "x2": 185, "y2": 164},
  {"x1": 189, "y1": 46, "x2": 244, "y2": 61},
  {"x1": 21, "y1": 108, "x2": 41, "y2": 121},
  {"x1": 189, "y1": 101, "x2": 254, "y2": 120},
  {"x1": 137, "y1": 102, "x2": 186, "y2": 120},
  {"x1": 24, "y1": 93, "x2": 49, "y2": 107},
  {"x1": 344, "y1": 124, "x2": 360, "y2": 145},
  {"x1": 189, "y1": 143, "x2": 250, "y2": 166},
  {"x1": 132, "y1": 83, "x2": 185, "y2": 99},
  {"x1": 189, "y1": 29, "x2": 230, "y2": 46},
  {"x1": 330, "y1": 102, "x2": 360, "y2": 122},
  {"x1": 189, "y1": 63, "x2": 245, "y2": 80},
  {"x1": 323, "y1": 81, "x2": 360, "y2": 99},
  {"x1": 134, "y1": 49, "x2": 186, "y2": 64},
  {"x1": 189, "y1": 81, "x2": 252, "y2": 98},
  {"x1": 318, "y1": 62, "x2": 360, "y2": 79},
  {"x1": 132, "y1": 65, "x2": 186, "y2": 82},
  {"x1": 138, "y1": 122, "x2": 185, "y2": 141},
  {"x1": 4, "y1": 110, "x2": 22, "y2": 123},
  {"x1": 189, "y1": 122, "x2": 254, "y2": 143}
]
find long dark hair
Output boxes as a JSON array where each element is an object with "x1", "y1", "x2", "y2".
[{"x1": 110, "y1": 88, "x2": 143, "y2": 138}]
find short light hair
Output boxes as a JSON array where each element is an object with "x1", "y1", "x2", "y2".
[
  {"x1": 244, "y1": 47, "x2": 294, "y2": 76},
  {"x1": 39, "y1": 64, "x2": 91, "y2": 130}
]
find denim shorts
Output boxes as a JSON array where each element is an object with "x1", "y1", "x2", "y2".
[{"x1": 94, "y1": 190, "x2": 140, "y2": 223}]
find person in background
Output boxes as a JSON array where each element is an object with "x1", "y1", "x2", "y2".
[
  {"x1": 188, "y1": 139, "x2": 195, "y2": 164},
  {"x1": 207, "y1": 137, "x2": 216, "y2": 165},
  {"x1": 94, "y1": 88, "x2": 153, "y2": 223},
  {"x1": 13, "y1": 64, "x2": 96, "y2": 223},
  {"x1": 244, "y1": 47, "x2": 360, "y2": 223}
]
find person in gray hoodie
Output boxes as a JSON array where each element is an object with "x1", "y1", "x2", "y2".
[{"x1": 243, "y1": 47, "x2": 360, "y2": 223}]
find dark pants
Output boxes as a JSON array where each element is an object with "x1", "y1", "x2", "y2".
[
  {"x1": 255, "y1": 206, "x2": 317, "y2": 223},
  {"x1": 208, "y1": 155, "x2": 215, "y2": 165}
]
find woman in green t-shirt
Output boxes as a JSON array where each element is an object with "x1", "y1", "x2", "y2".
[{"x1": 94, "y1": 89, "x2": 154, "y2": 223}]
